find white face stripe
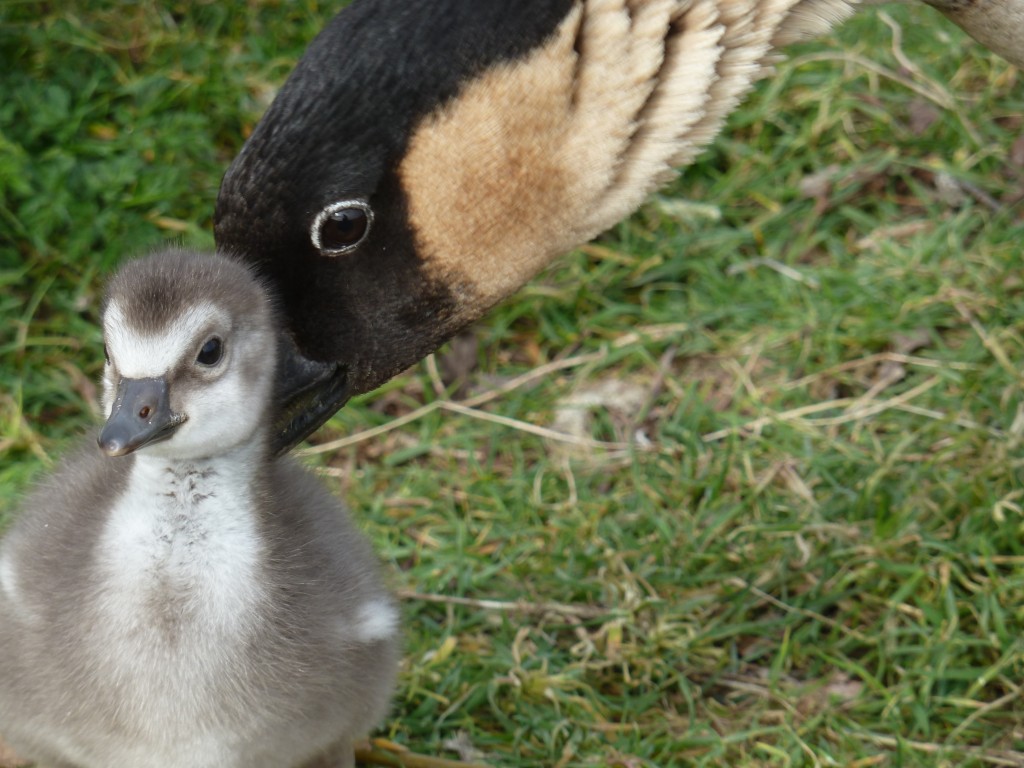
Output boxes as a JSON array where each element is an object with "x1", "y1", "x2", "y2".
[{"x1": 104, "y1": 301, "x2": 228, "y2": 379}]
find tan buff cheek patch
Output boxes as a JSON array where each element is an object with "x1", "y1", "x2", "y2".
[
  {"x1": 398, "y1": 0, "x2": 731, "y2": 316},
  {"x1": 398, "y1": 4, "x2": 586, "y2": 322},
  {"x1": 397, "y1": 0, "x2": 869, "y2": 325}
]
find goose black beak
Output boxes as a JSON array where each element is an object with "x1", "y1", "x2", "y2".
[
  {"x1": 98, "y1": 377, "x2": 187, "y2": 457},
  {"x1": 271, "y1": 333, "x2": 352, "y2": 456}
]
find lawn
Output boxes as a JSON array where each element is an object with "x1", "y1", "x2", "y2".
[{"x1": 2, "y1": 2, "x2": 1023, "y2": 766}]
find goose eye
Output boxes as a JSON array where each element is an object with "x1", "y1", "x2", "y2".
[
  {"x1": 311, "y1": 200, "x2": 373, "y2": 255},
  {"x1": 196, "y1": 337, "x2": 223, "y2": 366}
]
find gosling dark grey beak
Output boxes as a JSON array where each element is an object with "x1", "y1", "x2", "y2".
[
  {"x1": 271, "y1": 333, "x2": 351, "y2": 456},
  {"x1": 98, "y1": 377, "x2": 187, "y2": 457}
]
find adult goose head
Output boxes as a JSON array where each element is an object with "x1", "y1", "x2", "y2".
[{"x1": 214, "y1": 0, "x2": 1023, "y2": 453}]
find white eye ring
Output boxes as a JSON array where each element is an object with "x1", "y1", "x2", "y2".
[{"x1": 310, "y1": 199, "x2": 374, "y2": 256}]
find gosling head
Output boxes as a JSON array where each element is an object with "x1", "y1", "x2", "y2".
[{"x1": 97, "y1": 250, "x2": 277, "y2": 461}]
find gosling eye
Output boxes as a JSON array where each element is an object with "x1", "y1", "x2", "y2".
[
  {"x1": 311, "y1": 200, "x2": 373, "y2": 255},
  {"x1": 196, "y1": 337, "x2": 223, "y2": 367}
]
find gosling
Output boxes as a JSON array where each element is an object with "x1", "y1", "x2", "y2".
[{"x1": 0, "y1": 249, "x2": 398, "y2": 768}]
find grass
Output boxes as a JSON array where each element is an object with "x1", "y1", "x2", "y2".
[{"x1": 2, "y1": 1, "x2": 1024, "y2": 766}]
